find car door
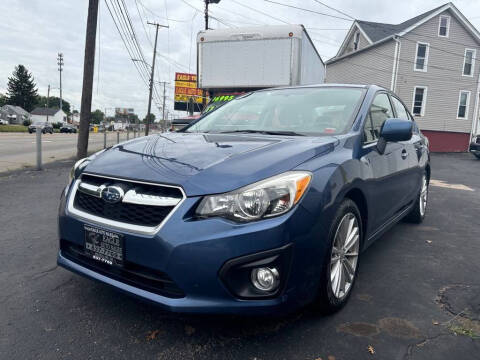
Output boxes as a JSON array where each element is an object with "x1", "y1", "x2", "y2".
[
  {"x1": 360, "y1": 92, "x2": 409, "y2": 234},
  {"x1": 390, "y1": 95, "x2": 423, "y2": 203}
]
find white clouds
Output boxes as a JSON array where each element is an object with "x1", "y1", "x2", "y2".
[{"x1": 0, "y1": 0, "x2": 479, "y2": 120}]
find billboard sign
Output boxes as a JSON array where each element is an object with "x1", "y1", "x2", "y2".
[
  {"x1": 115, "y1": 108, "x2": 135, "y2": 115},
  {"x1": 174, "y1": 73, "x2": 206, "y2": 112}
]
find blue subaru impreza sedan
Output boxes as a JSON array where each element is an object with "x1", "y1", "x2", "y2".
[{"x1": 58, "y1": 84, "x2": 430, "y2": 314}]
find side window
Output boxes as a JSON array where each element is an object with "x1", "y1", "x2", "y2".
[
  {"x1": 364, "y1": 93, "x2": 394, "y2": 142},
  {"x1": 414, "y1": 42, "x2": 429, "y2": 72},
  {"x1": 391, "y1": 96, "x2": 410, "y2": 120},
  {"x1": 353, "y1": 32, "x2": 360, "y2": 51}
]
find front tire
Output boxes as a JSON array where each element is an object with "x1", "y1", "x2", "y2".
[
  {"x1": 316, "y1": 199, "x2": 362, "y2": 313},
  {"x1": 404, "y1": 172, "x2": 428, "y2": 223},
  {"x1": 474, "y1": 153, "x2": 480, "y2": 159}
]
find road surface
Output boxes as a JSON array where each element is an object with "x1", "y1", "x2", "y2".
[
  {"x1": 0, "y1": 132, "x2": 140, "y2": 173},
  {"x1": 1, "y1": 153, "x2": 479, "y2": 359}
]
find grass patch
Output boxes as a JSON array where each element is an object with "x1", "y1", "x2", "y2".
[
  {"x1": 0, "y1": 125, "x2": 28, "y2": 132},
  {"x1": 448, "y1": 318, "x2": 480, "y2": 339}
]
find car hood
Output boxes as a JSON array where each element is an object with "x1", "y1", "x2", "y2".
[{"x1": 84, "y1": 132, "x2": 338, "y2": 196}]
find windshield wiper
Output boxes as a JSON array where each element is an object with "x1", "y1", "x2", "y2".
[{"x1": 219, "y1": 129, "x2": 305, "y2": 136}]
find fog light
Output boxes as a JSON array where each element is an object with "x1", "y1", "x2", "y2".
[{"x1": 251, "y1": 267, "x2": 280, "y2": 291}]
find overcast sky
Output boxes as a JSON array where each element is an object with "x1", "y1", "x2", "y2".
[{"x1": 0, "y1": 0, "x2": 479, "y2": 120}]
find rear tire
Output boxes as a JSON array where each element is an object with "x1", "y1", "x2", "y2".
[
  {"x1": 404, "y1": 172, "x2": 428, "y2": 224},
  {"x1": 316, "y1": 199, "x2": 362, "y2": 314}
]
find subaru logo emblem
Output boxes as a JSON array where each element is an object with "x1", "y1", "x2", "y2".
[{"x1": 101, "y1": 186, "x2": 124, "y2": 204}]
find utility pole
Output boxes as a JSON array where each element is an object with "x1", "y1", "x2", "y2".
[
  {"x1": 156, "y1": 81, "x2": 169, "y2": 131},
  {"x1": 145, "y1": 22, "x2": 169, "y2": 136},
  {"x1": 57, "y1": 53, "x2": 64, "y2": 112},
  {"x1": 77, "y1": 0, "x2": 99, "y2": 159},
  {"x1": 46, "y1": 85, "x2": 50, "y2": 123}
]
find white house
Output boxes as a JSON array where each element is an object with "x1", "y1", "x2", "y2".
[
  {"x1": 0, "y1": 105, "x2": 31, "y2": 124},
  {"x1": 30, "y1": 107, "x2": 67, "y2": 123}
]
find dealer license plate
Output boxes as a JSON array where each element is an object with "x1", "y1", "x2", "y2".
[{"x1": 84, "y1": 225, "x2": 124, "y2": 266}]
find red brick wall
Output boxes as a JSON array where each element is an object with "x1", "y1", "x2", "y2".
[{"x1": 421, "y1": 130, "x2": 470, "y2": 152}]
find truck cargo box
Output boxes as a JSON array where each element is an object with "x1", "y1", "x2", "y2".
[{"x1": 197, "y1": 25, "x2": 324, "y2": 90}]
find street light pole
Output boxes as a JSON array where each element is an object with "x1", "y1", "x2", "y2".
[
  {"x1": 46, "y1": 85, "x2": 50, "y2": 123},
  {"x1": 57, "y1": 53, "x2": 64, "y2": 112},
  {"x1": 204, "y1": 0, "x2": 221, "y2": 30}
]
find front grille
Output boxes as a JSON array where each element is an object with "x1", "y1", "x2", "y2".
[
  {"x1": 61, "y1": 239, "x2": 185, "y2": 298},
  {"x1": 72, "y1": 174, "x2": 183, "y2": 228}
]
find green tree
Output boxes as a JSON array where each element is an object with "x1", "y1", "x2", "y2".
[
  {"x1": 90, "y1": 109, "x2": 104, "y2": 124},
  {"x1": 0, "y1": 93, "x2": 7, "y2": 107},
  {"x1": 35, "y1": 96, "x2": 71, "y2": 114},
  {"x1": 6, "y1": 65, "x2": 38, "y2": 111},
  {"x1": 143, "y1": 113, "x2": 155, "y2": 124}
]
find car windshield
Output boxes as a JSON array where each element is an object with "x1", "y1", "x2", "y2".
[{"x1": 186, "y1": 87, "x2": 365, "y2": 135}]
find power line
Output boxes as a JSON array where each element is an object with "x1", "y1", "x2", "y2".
[
  {"x1": 230, "y1": 0, "x2": 289, "y2": 24},
  {"x1": 263, "y1": 0, "x2": 353, "y2": 21},
  {"x1": 136, "y1": 0, "x2": 190, "y2": 22},
  {"x1": 354, "y1": 21, "x2": 480, "y2": 61},
  {"x1": 105, "y1": 0, "x2": 149, "y2": 86},
  {"x1": 311, "y1": 0, "x2": 355, "y2": 20},
  {"x1": 134, "y1": 0, "x2": 153, "y2": 47},
  {"x1": 210, "y1": 4, "x2": 265, "y2": 26},
  {"x1": 336, "y1": 56, "x2": 478, "y2": 86},
  {"x1": 369, "y1": 49, "x2": 468, "y2": 75},
  {"x1": 105, "y1": 0, "x2": 163, "y2": 106},
  {"x1": 117, "y1": 0, "x2": 163, "y2": 103},
  {"x1": 307, "y1": 27, "x2": 350, "y2": 31},
  {"x1": 179, "y1": 0, "x2": 234, "y2": 28}
]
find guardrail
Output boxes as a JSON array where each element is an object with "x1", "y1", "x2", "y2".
[{"x1": 35, "y1": 129, "x2": 147, "y2": 171}]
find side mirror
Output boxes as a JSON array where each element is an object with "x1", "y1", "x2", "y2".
[{"x1": 377, "y1": 118, "x2": 413, "y2": 154}]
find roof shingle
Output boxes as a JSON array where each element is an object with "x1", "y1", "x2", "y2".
[
  {"x1": 357, "y1": 3, "x2": 447, "y2": 42},
  {"x1": 31, "y1": 107, "x2": 61, "y2": 116}
]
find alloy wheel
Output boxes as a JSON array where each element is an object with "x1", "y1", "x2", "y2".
[
  {"x1": 330, "y1": 213, "x2": 360, "y2": 299},
  {"x1": 419, "y1": 175, "x2": 428, "y2": 216}
]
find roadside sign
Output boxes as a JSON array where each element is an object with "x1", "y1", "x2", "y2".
[{"x1": 174, "y1": 72, "x2": 207, "y2": 112}]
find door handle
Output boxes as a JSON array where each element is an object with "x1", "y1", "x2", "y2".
[{"x1": 401, "y1": 149, "x2": 409, "y2": 159}]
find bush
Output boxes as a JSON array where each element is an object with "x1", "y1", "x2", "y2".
[
  {"x1": 52, "y1": 122, "x2": 63, "y2": 129},
  {"x1": 23, "y1": 119, "x2": 32, "y2": 126},
  {"x1": 0, "y1": 125, "x2": 28, "y2": 132}
]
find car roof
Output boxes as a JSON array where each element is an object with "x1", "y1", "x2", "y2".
[{"x1": 255, "y1": 84, "x2": 387, "y2": 92}]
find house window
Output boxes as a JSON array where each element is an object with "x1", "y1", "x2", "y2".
[
  {"x1": 457, "y1": 90, "x2": 470, "y2": 119},
  {"x1": 438, "y1": 15, "x2": 450, "y2": 37},
  {"x1": 412, "y1": 87, "x2": 427, "y2": 116},
  {"x1": 353, "y1": 32, "x2": 360, "y2": 51},
  {"x1": 414, "y1": 42, "x2": 429, "y2": 72},
  {"x1": 462, "y1": 49, "x2": 476, "y2": 77}
]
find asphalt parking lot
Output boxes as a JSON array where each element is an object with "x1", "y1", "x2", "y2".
[{"x1": 1, "y1": 153, "x2": 479, "y2": 360}]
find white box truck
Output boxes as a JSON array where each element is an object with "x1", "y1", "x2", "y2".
[{"x1": 197, "y1": 24, "x2": 325, "y2": 92}]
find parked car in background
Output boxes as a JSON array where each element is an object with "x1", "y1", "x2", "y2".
[
  {"x1": 58, "y1": 84, "x2": 430, "y2": 315},
  {"x1": 28, "y1": 121, "x2": 53, "y2": 134},
  {"x1": 0, "y1": 119, "x2": 9, "y2": 125},
  {"x1": 469, "y1": 136, "x2": 480, "y2": 159},
  {"x1": 60, "y1": 123, "x2": 77, "y2": 133}
]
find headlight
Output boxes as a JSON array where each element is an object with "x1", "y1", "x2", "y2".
[
  {"x1": 69, "y1": 158, "x2": 89, "y2": 182},
  {"x1": 196, "y1": 171, "x2": 312, "y2": 222}
]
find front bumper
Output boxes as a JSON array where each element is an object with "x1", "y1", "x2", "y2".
[
  {"x1": 469, "y1": 141, "x2": 480, "y2": 153},
  {"x1": 58, "y1": 189, "x2": 326, "y2": 315}
]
